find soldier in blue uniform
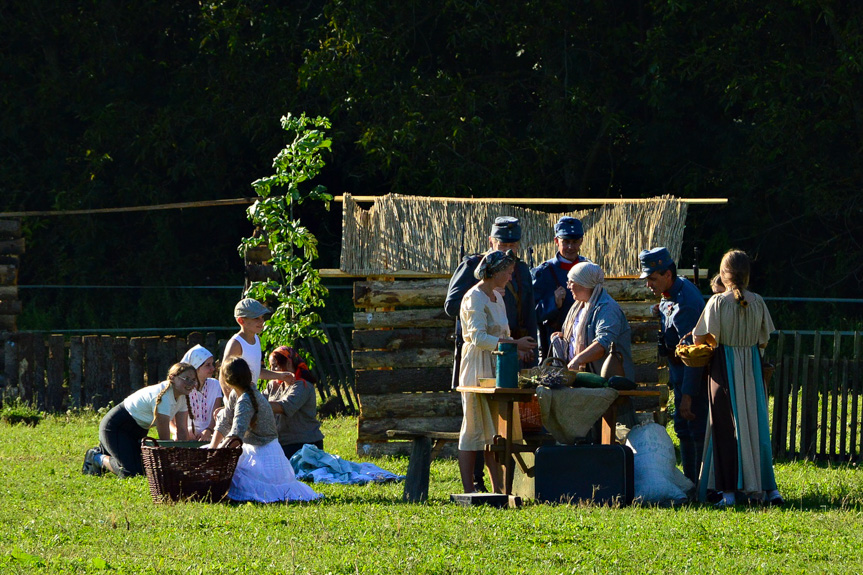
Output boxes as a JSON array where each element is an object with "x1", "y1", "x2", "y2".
[
  {"x1": 640, "y1": 246, "x2": 708, "y2": 486},
  {"x1": 444, "y1": 216, "x2": 537, "y2": 492},
  {"x1": 445, "y1": 216, "x2": 537, "y2": 370},
  {"x1": 530, "y1": 216, "x2": 588, "y2": 362}
]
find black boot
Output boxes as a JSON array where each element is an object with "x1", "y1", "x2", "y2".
[{"x1": 679, "y1": 437, "x2": 698, "y2": 485}]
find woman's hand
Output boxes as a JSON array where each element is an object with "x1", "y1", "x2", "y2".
[
  {"x1": 197, "y1": 428, "x2": 213, "y2": 442},
  {"x1": 679, "y1": 394, "x2": 696, "y2": 421},
  {"x1": 515, "y1": 336, "x2": 537, "y2": 352}
]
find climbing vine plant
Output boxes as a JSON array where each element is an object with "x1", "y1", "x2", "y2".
[{"x1": 240, "y1": 113, "x2": 333, "y2": 348}]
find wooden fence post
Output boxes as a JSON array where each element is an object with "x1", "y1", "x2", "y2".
[
  {"x1": 32, "y1": 333, "x2": 47, "y2": 410},
  {"x1": 17, "y1": 333, "x2": 33, "y2": 404},
  {"x1": 114, "y1": 337, "x2": 130, "y2": 403},
  {"x1": 129, "y1": 337, "x2": 145, "y2": 391},
  {"x1": 46, "y1": 335, "x2": 65, "y2": 412},
  {"x1": 69, "y1": 337, "x2": 83, "y2": 409},
  {"x1": 3, "y1": 335, "x2": 18, "y2": 402}
]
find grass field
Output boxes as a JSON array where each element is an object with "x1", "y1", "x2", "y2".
[{"x1": 3, "y1": 411, "x2": 863, "y2": 574}]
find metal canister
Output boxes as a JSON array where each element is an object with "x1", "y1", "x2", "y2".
[{"x1": 493, "y1": 342, "x2": 519, "y2": 388}]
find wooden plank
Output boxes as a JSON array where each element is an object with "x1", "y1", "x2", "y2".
[
  {"x1": 829, "y1": 332, "x2": 841, "y2": 458},
  {"x1": 68, "y1": 337, "x2": 83, "y2": 409},
  {"x1": 3, "y1": 336, "x2": 17, "y2": 399},
  {"x1": 774, "y1": 332, "x2": 788, "y2": 459},
  {"x1": 353, "y1": 308, "x2": 454, "y2": 329},
  {"x1": 603, "y1": 279, "x2": 655, "y2": 301},
  {"x1": 853, "y1": 332, "x2": 861, "y2": 458},
  {"x1": 17, "y1": 333, "x2": 34, "y2": 404},
  {"x1": 129, "y1": 337, "x2": 145, "y2": 391},
  {"x1": 0, "y1": 299, "x2": 22, "y2": 315},
  {"x1": 352, "y1": 327, "x2": 451, "y2": 351},
  {"x1": 356, "y1": 368, "x2": 453, "y2": 395},
  {"x1": 0, "y1": 238, "x2": 25, "y2": 256},
  {"x1": 803, "y1": 331, "x2": 821, "y2": 459},
  {"x1": 99, "y1": 336, "x2": 114, "y2": 409},
  {"x1": 301, "y1": 336, "x2": 330, "y2": 400},
  {"x1": 818, "y1": 358, "x2": 829, "y2": 458},
  {"x1": 634, "y1": 362, "x2": 659, "y2": 384},
  {"x1": 46, "y1": 335, "x2": 65, "y2": 412},
  {"x1": 244, "y1": 244, "x2": 272, "y2": 262},
  {"x1": 0, "y1": 286, "x2": 17, "y2": 298},
  {"x1": 359, "y1": 392, "x2": 461, "y2": 419},
  {"x1": 630, "y1": 321, "x2": 660, "y2": 344},
  {"x1": 159, "y1": 336, "x2": 179, "y2": 382},
  {"x1": 144, "y1": 337, "x2": 161, "y2": 387},
  {"x1": 114, "y1": 337, "x2": 130, "y2": 403},
  {"x1": 631, "y1": 342, "x2": 656, "y2": 365},
  {"x1": 0, "y1": 264, "x2": 17, "y2": 285},
  {"x1": 245, "y1": 264, "x2": 279, "y2": 282},
  {"x1": 0, "y1": 219, "x2": 22, "y2": 237},
  {"x1": 31, "y1": 333, "x2": 47, "y2": 410},
  {"x1": 353, "y1": 278, "x2": 449, "y2": 308},
  {"x1": 358, "y1": 416, "x2": 463, "y2": 440},
  {"x1": 0, "y1": 315, "x2": 16, "y2": 331},
  {"x1": 83, "y1": 335, "x2": 99, "y2": 407},
  {"x1": 186, "y1": 331, "x2": 204, "y2": 349},
  {"x1": 352, "y1": 348, "x2": 454, "y2": 370},
  {"x1": 618, "y1": 301, "x2": 660, "y2": 322},
  {"x1": 789, "y1": 332, "x2": 801, "y2": 457},
  {"x1": 840, "y1": 358, "x2": 849, "y2": 460}
]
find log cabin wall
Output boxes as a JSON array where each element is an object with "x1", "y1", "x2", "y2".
[
  {"x1": 352, "y1": 276, "x2": 661, "y2": 457},
  {"x1": 0, "y1": 219, "x2": 22, "y2": 334}
]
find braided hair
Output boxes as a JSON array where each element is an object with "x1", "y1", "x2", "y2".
[
  {"x1": 151, "y1": 362, "x2": 197, "y2": 433},
  {"x1": 222, "y1": 356, "x2": 258, "y2": 428},
  {"x1": 720, "y1": 249, "x2": 751, "y2": 307}
]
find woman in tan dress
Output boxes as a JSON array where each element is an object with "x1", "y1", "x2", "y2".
[
  {"x1": 694, "y1": 250, "x2": 782, "y2": 506},
  {"x1": 458, "y1": 250, "x2": 537, "y2": 493}
]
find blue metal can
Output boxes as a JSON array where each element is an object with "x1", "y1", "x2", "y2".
[{"x1": 494, "y1": 342, "x2": 519, "y2": 388}]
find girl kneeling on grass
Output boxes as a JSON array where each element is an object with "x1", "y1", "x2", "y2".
[
  {"x1": 209, "y1": 356, "x2": 322, "y2": 503},
  {"x1": 82, "y1": 362, "x2": 197, "y2": 478}
]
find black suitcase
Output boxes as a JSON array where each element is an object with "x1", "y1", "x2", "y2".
[{"x1": 534, "y1": 444, "x2": 634, "y2": 506}]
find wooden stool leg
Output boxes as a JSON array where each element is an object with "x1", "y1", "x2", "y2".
[{"x1": 403, "y1": 436, "x2": 432, "y2": 503}]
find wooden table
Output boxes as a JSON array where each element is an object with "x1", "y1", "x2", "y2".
[
  {"x1": 457, "y1": 385, "x2": 665, "y2": 494},
  {"x1": 456, "y1": 386, "x2": 539, "y2": 495}
]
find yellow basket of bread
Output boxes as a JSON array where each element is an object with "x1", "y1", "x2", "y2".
[{"x1": 675, "y1": 332, "x2": 717, "y2": 368}]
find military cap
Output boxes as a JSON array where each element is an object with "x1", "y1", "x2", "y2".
[
  {"x1": 490, "y1": 216, "x2": 521, "y2": 242},
  {"x1": 638, "y1": 247, "x2": 674, "y2": 279},
  {"x1": 554, "y1": 216, "x2": 584, "y2": 239}
]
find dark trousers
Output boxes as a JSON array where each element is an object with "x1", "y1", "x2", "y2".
[
  {"x1": 281, "y1": 440, "x2": 324, "y2": 460},
  {"x1": 98, "y1": 403, "x2": 149, "y2": 478}
]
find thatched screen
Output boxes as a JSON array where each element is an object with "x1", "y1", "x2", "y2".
[{"x1": 341, "y1": 194, "x2": 688, "y2": 277}]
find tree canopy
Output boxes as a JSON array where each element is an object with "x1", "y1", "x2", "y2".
[{"x1": 1, "y1": 1, "x2": 861, "y2": 330}]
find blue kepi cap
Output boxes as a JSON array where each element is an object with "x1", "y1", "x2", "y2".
[
  {"x1": 554, "y1": 216, "x2": 583, "y2": 239},
  {"x1": 639, "y1": 247, "x2": 674, "y2": 278},
  {"x1": 490, "y1": 216, "x2": 521, "y2": 242}
]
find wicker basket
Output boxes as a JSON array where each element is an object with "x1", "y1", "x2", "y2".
[
  {"x1": 140, "y1": 437, "x2": 242, "y2": 503},
  {"x1": 675, "y1": 332, "x2": 716, "y2": 368},
  {"x1": 519, "y1": 357, "x2": 577, "y2": 388},
  {"x1": 519, "y1": 395, "x2": 543, "y2": 433}
]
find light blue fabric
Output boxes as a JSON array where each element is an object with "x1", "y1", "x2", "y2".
[{"x1": 289, "y1": 444, "x2": 405, "y2": 485}]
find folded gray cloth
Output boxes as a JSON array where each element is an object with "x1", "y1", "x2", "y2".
[{"x1": 536, "y1": 386, "x2": 619, "y2": 444}]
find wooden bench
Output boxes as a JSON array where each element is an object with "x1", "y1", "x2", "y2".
[
  {"x1": 386, "y1": 429, "x2": 557, "y2": 502},
  {"x1": 386, "y1": 430, "x2": 459, "y2": 503}
]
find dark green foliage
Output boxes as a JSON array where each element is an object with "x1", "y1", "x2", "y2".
[
  {"x1": 1, "y1": 1, "x2": 862, "y2": 332},
  {"x1": 0, "y1": 397, "x2": 44, "y2": 427}
]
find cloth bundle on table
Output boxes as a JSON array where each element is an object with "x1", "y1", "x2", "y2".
[
  {"x1": 290, "y1": 444, "x2": 406, "y2": 484},
  {"x1": 626, "y1": 422, "x2": 693, "y2": 505},
  {"x1": 535, "y1": 386, "x2": 619, "y2": 444}
]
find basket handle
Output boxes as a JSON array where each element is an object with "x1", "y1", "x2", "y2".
[
  {"x1": 218, "y1": 435, "x2": 243, "y2": 449},
  {"x1": 141, "y1": 436, "x2": 160, "y2": 448},
  {"x1": 541, "y1": 357, "x2": 567, "y2": 369},
  {"x1": 679, "y1": 331, "x2": 695, "y2": 346}
]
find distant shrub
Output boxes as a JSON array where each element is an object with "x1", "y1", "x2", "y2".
[{"x1": 0, "y1": 397, "x2": 44, "y2": 427}]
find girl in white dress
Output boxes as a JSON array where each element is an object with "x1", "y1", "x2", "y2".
[{"x1": 209, "y1": 356, "x2": 322, "y2": 503}]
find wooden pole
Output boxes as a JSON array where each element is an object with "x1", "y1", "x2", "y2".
[
  {"x1": 46, "y1": 335, "x2": 65, "y2": 412},
  {"x1": 68, "y1": 337, "x2": 83, "y2": 409}
]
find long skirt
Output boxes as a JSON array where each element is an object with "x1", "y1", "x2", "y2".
[
  {"x1": 229, "y1": 439, "x2": 323, "y2": 503},
  {"x1": 698, "y1": 345, "x2": 778, "y2": 499}
]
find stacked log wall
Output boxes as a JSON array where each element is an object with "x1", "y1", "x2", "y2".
[{"x1": 352, "y1": 277, "x2": 661, "y2": 456}]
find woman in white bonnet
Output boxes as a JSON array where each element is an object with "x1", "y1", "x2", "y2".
[
  {"x1": 178, "y1": 344, "x2": 223, "y2": 441},
  {"x1": 551, "y1": 261, "x2": 635, "y2": 380}
]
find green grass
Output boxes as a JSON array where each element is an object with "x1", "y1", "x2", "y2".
[{"x1": 3, "y1": 413, "x2": 863, "y2": 574}]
